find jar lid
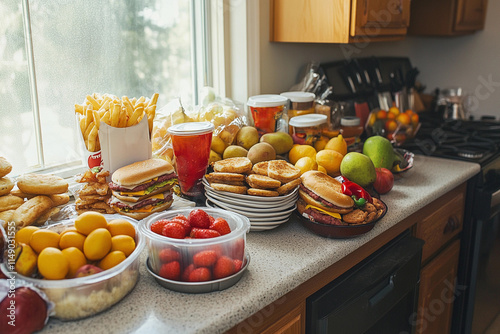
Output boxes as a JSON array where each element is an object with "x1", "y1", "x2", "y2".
[
  {"x1": 167, "y1": 122, "x2": 214, "y2": 136},
  {"x1": 280, "y1": 91, "x2": 316, "y2": 103},
  {"x1": 340, "y1": 116, "x2": 361, "y2": 126},
  {"x1": 247, "y1": 95, "x2": 288, "y2": 108},
  {"x1": 289, "y1": 114, "x2": 327, "y2": 127}
]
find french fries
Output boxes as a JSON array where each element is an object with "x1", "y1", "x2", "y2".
[{"x1": 75, "y1": 92, "x2": 158, "y2": 152}]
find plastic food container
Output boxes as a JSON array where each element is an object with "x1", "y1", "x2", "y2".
[
  {"x1": 341, "y1": 116, "x2": 364, "y2": 149},
  {"x1": 139, "y1": 208, "x2": 250, "y2": 286},
  {"x1": 247, "y1": 95, "x2": 288, "y2": 135},
  {"x1": 0, "y1": 215, "x2": 144, "y2": 321},
  {"x1": 280, "y1": 91, "x2": 316, "y2": 119},
  {"x1": 288, "y1": 113, "x2": 327, "y2": 145}
]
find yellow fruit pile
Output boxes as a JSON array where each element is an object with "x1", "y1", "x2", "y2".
[
  {"x1": 15, "y1": 212, "x2": 137, "y2": 280},
  {"x1": 290, "y1": 134, "x2": 348, "y2": 177},
  {"x1": 366, "y1": 105, "x2": 419, "y2": 143}
]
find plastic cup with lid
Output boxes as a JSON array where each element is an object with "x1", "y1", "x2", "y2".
[{"x1": 247, "y1": 94, "x2": 288, "y2": 136}]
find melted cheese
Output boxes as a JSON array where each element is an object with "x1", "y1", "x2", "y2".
[{"x1": 305, "y1": 204, "x2": 341, "y2": 219}]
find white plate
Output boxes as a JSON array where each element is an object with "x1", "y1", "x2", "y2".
[
  {"x1": 205, "y1": 196, "x2": 296, "y2": 217},
  {"x1": 249, "y1": 216, "x2": 292, "y2": 226},
  {"x1": 206, "y1": 199, "x2": 296, "y2": 219},
  {"x1": 205, "y1": 188, "x2": 298, "y2": 209},
  {"x1": 248, "y1": 213, "x2": 294, "y2": 223},
  {"x1": 250, "y1": 225, "x2": 281, "y2": 232}
]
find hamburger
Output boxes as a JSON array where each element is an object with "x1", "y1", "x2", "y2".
[
  {"x1": 108, "y1": 159, "x2": 177, "y2": 219},
  {"x1": 297, "y1": 170, "x2": 354, "y2": 225}
]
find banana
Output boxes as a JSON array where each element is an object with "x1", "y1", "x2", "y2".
[{"x1": 15, "y1": 243, "x2": 38, "y2": 277}]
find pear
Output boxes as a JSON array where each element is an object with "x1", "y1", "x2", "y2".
[
  {"x1": 260, "y1": 132, "x2": 294, "y2": 155},
  {"x1": 340, "y1": 152, "x2": 377, "y2": 187},
  {"x1": 236, "y1": 126, "x2": 260, "y2": 150},
  {"x1": 247, "y1": 142, "x2": 276, "y2": 164},
  {"x1": 222, "y1": 145, "x2": 248, "y2": 159},
  {"x1": 362, "y1": 135, "x2": 395, "y2": 170}
]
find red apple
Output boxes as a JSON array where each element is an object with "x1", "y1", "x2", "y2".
[
  {"x1": 0, "y1": 287, "x2": 48, "y2": 334},
  {"x1": 373, "y1": 168, "x2": 394, "y2": 194},
  {"x1": 74, "y1": 264, "x2": 103, "y2": 278}
]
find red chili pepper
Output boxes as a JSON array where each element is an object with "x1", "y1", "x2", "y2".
[{"x1": 341, "y1": 181, "x2": 373, "y2": 204}]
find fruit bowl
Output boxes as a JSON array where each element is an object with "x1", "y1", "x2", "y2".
[
  {"x1": 138, "y1": 208, "x2": 250, "y2": 290},
  {"x1": 0, "y1": 215, "x2": 145, "y2": 321},
  {"x1": 365, "y1": 108, "x2": 420, "y2": 146}
]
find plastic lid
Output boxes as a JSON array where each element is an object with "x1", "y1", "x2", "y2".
[
  {"x1": 340, "y1": 116, "x2": 361, "y2": 126},
  {"x1": 289, "y1": 114, "x2": 327, "y2": 127},
  {"x1": 247, "y1": 94, "x2": 288, "y2": 108},
  {"x1": 167, "y1": 122, "x2": 214, "y2": 135},
  {"x1": 280, "y1": 91, "x2": 316, "y2": 103}
]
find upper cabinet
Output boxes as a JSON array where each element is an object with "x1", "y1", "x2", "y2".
[
  {"x1": 270, "y1": 0, "x2": 411, "y2": 44},
  {"x1": 408, "y1": 0, "x2": 488, "y2": 36}
]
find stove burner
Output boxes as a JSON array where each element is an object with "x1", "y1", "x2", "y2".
[{"x1": 458, "y1": 150, "x2": 484, "y2": 159}]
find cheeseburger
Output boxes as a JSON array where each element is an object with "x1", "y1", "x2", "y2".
[
  {"x1": 108, "y1": 159, "x2": 177, "y2": 219},
  {"x1": 297, "y1": 170, "x2": 354, "y2": 225}
]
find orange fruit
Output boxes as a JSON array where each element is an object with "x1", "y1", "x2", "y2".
[
  {"x1": 313, "y1": 136, "x2": 330, "y2": 151},
  {"x1": 376, "y1": 110, "x2": 388, "y2": 119},
  {"x1": 404, "y1": 109, "x2": 414, "y2": 116},
  {"x1": 59, "y1": 226, "x2": 78, "y2": 237},
  {"x1": 411, "y1": 113, "x2": 419, "y2": 125},
  {"x1": 316, "y1": 150, "x2": 344, "y2": 176},
  {"x1": 75, "y1": 211, "x2": 108, "y2": 235},
  {"x1": 396, "y1": 113, "x2": 411, "y2": 125},
  {"x1": 59, "y1": 231, "x2": 86, "y2": 251},
  {"x1": 385, "y1": 120, "x2": 398, "y2": 133},
  {"x1": 107, "y1": 219, "x2": 136, "y2": 238},
  {"x1": 30, "y1": 229, "x2": 60, "y2": 254},
  {"x1": 37, "y1": 247, "x2": 69, "y2": 280},
  {"x1": 99, "y1": 251, "x2": 126, "y2": 270},
  {"x1": 111, "y1": 235, "x2": 136, "y2": 257},
  {"x1": 15, "y1": 226, "x2": 39, "y2": 245},
  {"x1": 387, "y1": 112, "x2": 396, "y2": 120},
  {"x1": 288, "y1": 145, "x2": 317, "y2": 165},
  {"x1": 295, "y1": 157, "x2": 318, "y2": 175},
  {"x1": 61, "y1": 247, "x2": 87, "y2": 278},
  {"x1": 83, "y1": 228, "x2": 112, "y2": 261},
  {"x1": 324, "y1": 134, "x2": 347, "y2": 156},
  {"x1": 389, "y1": 106, "x2": 400, "y2": 116}
]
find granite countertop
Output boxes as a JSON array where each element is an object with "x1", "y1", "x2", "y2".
[{"x1": 41, "y1": 155, "x2": 480, "y2": 334}]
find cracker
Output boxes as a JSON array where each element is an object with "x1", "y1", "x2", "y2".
[
  {"x1": 17, "y1": 173, "x2": 69, "y2": 195},
  {"x1": 211, "y1": 183, "x2": 248, "y2": 194},
  {"x1": 10, "y1": 189, "x2": 37, "y2": 199},
  {"x1": 12, "y1": 195, "x2": 54, "y2": 228},
  {"x1": 276, "y1": 178, "x2": 302, "y2": 195},
  {"x1": 49, "y1": 193, "x2": 70, "y2": 206},
  {"x1": 246, "y1": 174, "x2": 281, "y2": 189},
  {"x1": 213, "y1": 157, "x2": 252, "y2": 174},
  {"x1": 343, "y1": 209, "x2": 368, "y2": 225},
  {"x1": 0, "y1": 177, "x2": 14, "y2": 196},
  {"x1": 0, "y1": 194, "x2": 25, "y2": 212},
  {"x1": 247, "y1": 188, "x2": 279, "y2": 197}
]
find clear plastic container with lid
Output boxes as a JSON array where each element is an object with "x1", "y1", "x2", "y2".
[
  {"x1": 340, "y1": 116, "x2": 364, "y2": 149},
  {"x1": 288, "y1": 113, "x2": 327, "y2": 145},
  {"x1": 247, "y1": 94, "x2": 288, "y2": 135},
  {"x1": 280, "y1": 91, "x2": 316, "y2": 118}
]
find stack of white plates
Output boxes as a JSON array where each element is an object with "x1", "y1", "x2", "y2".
[{"x1": 203, "y1": 179, "x2": 298, "y2": 232}]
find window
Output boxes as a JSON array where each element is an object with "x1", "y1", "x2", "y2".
[{"x1": 0, "y1": 0, "x2": 210, "y2": 177}]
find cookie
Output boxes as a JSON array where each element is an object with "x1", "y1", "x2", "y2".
[
  {"x1": 0, "y1": 194, "x2": 25, "y2": 212},
  {"x1": 0, "y1": 177, "x2": 14, "y2": 196},
  {"x1": 10, "y1": 189, "x2": 37, "y2": 199},
  {"x1": 0, "y1": 157, "x2": 12, "y2": 178},
  {"x1": 12, "y1": 195, "x2": 54, "y2": 228},
  {"x1": 17, "y1": 173, "x2": 69, "y2": 195},
  {"x1": 49, "y1": 193, "x2": 70, "y2": 206}
]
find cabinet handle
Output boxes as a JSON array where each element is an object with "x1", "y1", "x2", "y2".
[{"x1": 443, "y1": 216, "x2": 458, "y2": 234}]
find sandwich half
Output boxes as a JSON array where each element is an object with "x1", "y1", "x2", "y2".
[{"x1": 108, "y1": 158, "x2": 177, "y2": 219}]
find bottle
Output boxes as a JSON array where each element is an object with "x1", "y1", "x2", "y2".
[{"x1": 340, "y1": 116, "x2": 363, "y2": 151}]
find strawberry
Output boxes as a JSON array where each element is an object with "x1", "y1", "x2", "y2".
[
  {"x1": 150, "y1": 219, "x2": 169, "y2": 235},
  {"x1": 213, "y1": 256, "x2": 236, "y2": 279},
  {"x1": 188, "y1": 209, "x2": 211, "y2": 229},
  {"x1": 159, "y1": 248, "x2": 180, "y2": 263},
  {"x1": 208, "y1": 215, "x2": 215, "y2": 224},
  {"x1": 162, "y1": 222, "x2": 186, "y2": 239},
  {"x1": 210, "y1": 217, "x2": 231, "y2": 235},
  {"x1": 193, "y1": 250, "x2": 218, "y2": 267},
  {"x1": 159, "y1": 261, "x2": 181, "y2": 280},
  {"x1": 174, "y1": 214, "x2": 189, "y2": 222},
  {"x1": 181, "y1": 264, "x2": 195, "y2": 281},
  {"x1": 190, "y1": 227, "x2": 221, "y2": 239},
  {"x1": 233, "y1": 259, "x2": 243, "y2": 272},
  {"x1": 171, "y1": 217, "x2": 191, "y2": 235},
  {"x1": 188, "y1": 267, "x2": 212, "y2": 282}
]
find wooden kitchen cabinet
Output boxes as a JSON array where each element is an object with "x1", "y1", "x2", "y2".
[
  {"x1": 408, "y1": 0, "x2": 488, "y2": 36},
  {"x1": 270, "y1": 0, "x2": 411, "y2": 44}
]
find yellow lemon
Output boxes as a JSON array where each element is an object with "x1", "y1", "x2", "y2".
[
  {"x1": 111, "y1": 235, "x2": 136, "y2": 257},
  {"x1": 211, "y1": 135, "x2": 227, "y2": 155},
  {"x1": 288, "y1": 145, "x2": 317, "y2": 165},
  {"x1": 30, "y1": 229, "x2": 60, "y2": 254},
  {"x1": 83, "y1": 228, "x2": 112, "y2": 261},
  {"x1": 107, "y1": 219, "x2": 136, "y2": 238},
  {"x1": 59, "y1": 226, "x2": 78, "y2": 237},
  {"x1": 59, "y1": 231, "x2": 86, "y2": 251},
  {"x1": 316, "y1": 149, "x2": 344, "y2": 176},
  {"x1": 313, "y1": 136, "x2": 330, "y2": 151},
  {"x1": 37, "y1": 247, "x2": 69, "y2": 280},
  {"x1": 324, "y1": 135, "x2": 347, "y2": 156},
  {"x1": 61, "y1": 247, "x2": 87, "y2": 278},
  {"x1": 99, "y1": 251, "x2": 126, "y2": 270},
  {"x1": 318, "y1": 165, "x2": 327, "y2": 174},
  {"x1": 209, "y1": 150, "x2": 222, "y2": 164},
  {"x1": 75, "y1": 211, "x2": 108, "y2": 236},
  {"x1": 15, "y1": 226, "x2": 39, "y2": 245},
  {"x1": 295, "y1": 157, "x2": 318, "y2": 175}
]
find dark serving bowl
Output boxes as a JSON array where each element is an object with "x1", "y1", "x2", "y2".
[{"x1": 296, "y1": 200, "x2": 388, "y2": 239}]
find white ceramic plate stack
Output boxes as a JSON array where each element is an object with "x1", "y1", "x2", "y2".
[{"x1": 203, "y1": 178, "x2": 298, "y2": 232}]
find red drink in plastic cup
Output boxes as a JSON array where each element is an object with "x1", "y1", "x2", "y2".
[
  {"x1": 247, "y1": 95, "x2": 288, "y2": 136},
  {"x1": 168, "y1": 122, "x2": 214, "y2": 198}
]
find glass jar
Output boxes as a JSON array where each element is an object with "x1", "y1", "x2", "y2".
[
  {"x1": 340, "y1": 116, "x2": 363, "y2": 150},
  {"x1": 288, "y1": 114, "x2": 327, "y2": 145}
]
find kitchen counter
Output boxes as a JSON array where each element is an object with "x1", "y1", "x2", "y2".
[{"x1": 41, "y1": 155, "x2": 480, "y2": 334}]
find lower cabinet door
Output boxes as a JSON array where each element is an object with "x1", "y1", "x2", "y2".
[
  {"x1": 261, "y1": 303, "x2": 305, "y2": 334},
  {"x1": 416, "y1": 240, "x2": 461, "y2": 334}
]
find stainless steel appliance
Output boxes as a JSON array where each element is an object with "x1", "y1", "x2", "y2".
[
  {"x1": 306, "y1": 231, "x2": 424, "y2": 333},
  {"x1": 401, "y1": 113, "x2": 500, "y2": 333}
]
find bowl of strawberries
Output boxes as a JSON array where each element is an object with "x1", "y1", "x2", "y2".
[{"x1": 138, "y1": 207, "x2": 251, "y2": 293}]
